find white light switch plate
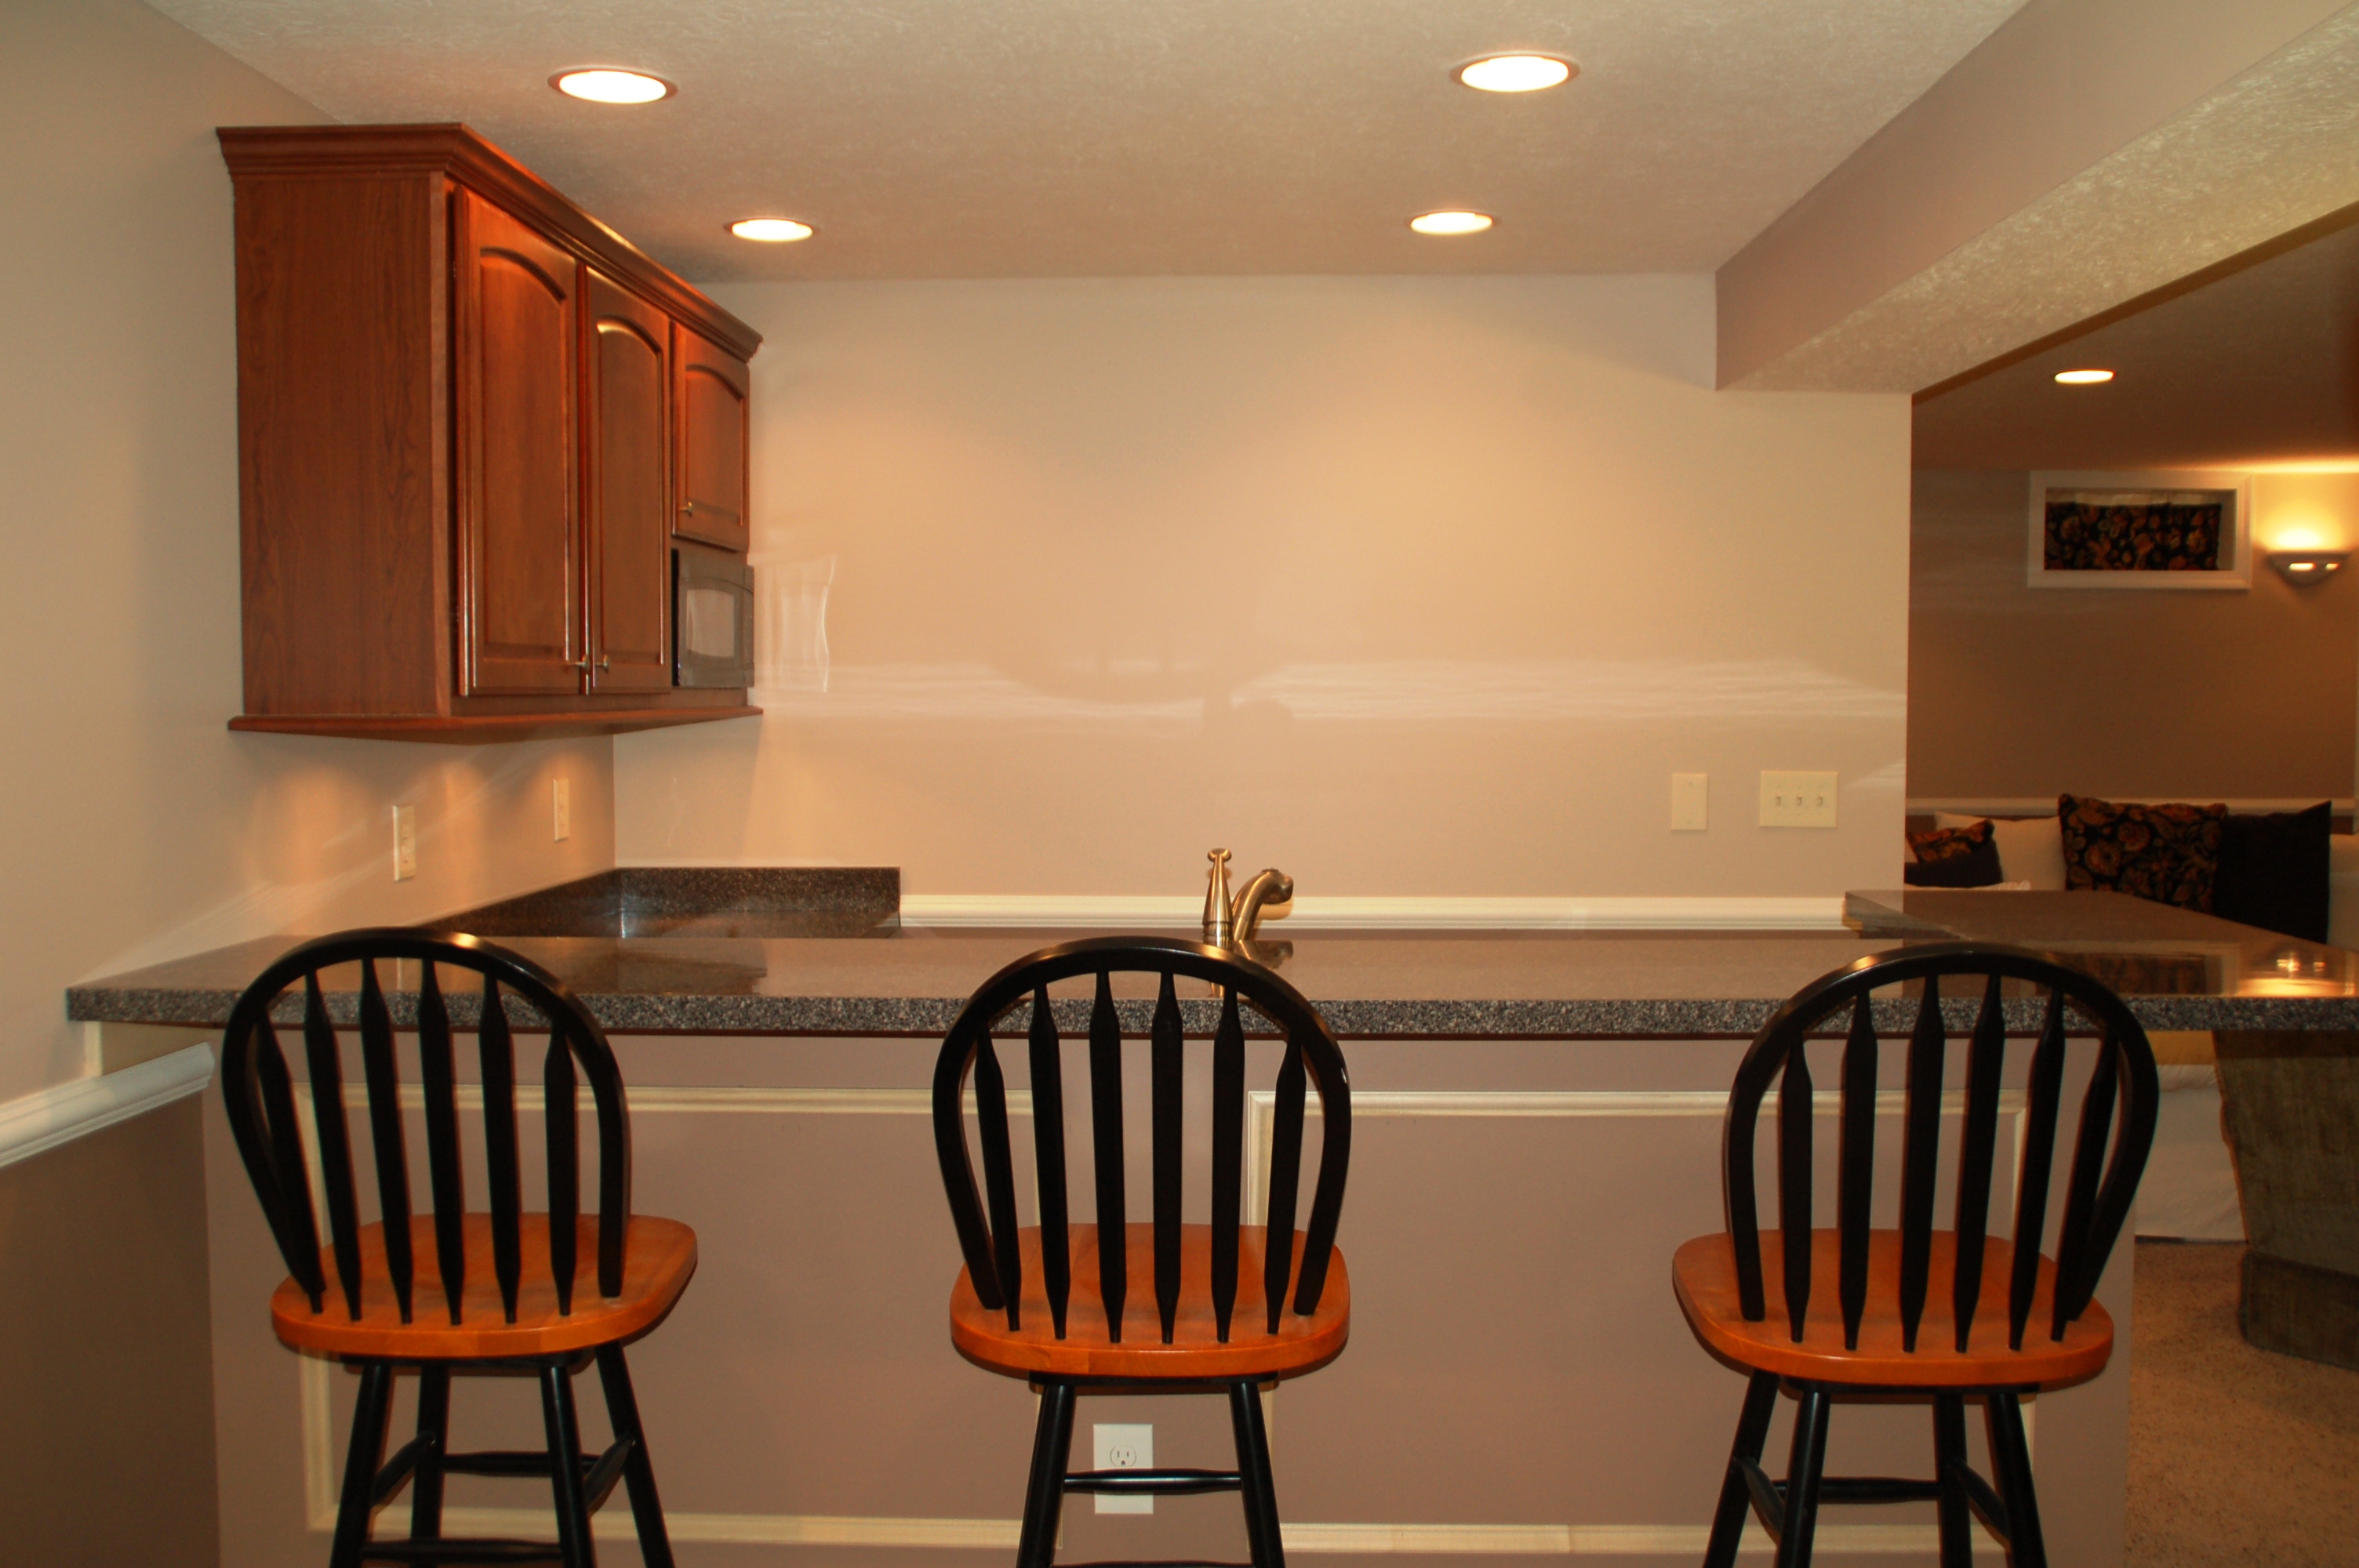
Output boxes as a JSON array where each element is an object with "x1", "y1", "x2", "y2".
[
  {"x1": 1758, "y1": 771, "x2": 1837, "y2": 828},
  {"x1": 1670, "y1": 773, "x2": 1707, "y2": 831},
  {"x1": 1092, "y1": 1423, "x2": 1153, "y2": 1514},
  {"x1": 391, "y1": 804, "x2": 417, "y2": 880}
]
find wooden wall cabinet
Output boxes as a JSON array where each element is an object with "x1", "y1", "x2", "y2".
[{"x1": 220, "y1": 125, "x2": 761, "y2": 740}]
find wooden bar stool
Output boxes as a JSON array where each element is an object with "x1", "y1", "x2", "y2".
[
  {"x1": 932, "y1": 936, "x2": 1353, "y2": 1568},
  {"x1": 221, "y1": 929, "x2": 696, "y2": 1568},
  {"x1": 1674, "y1": 941, "x2": 2158, "y2": 1568}
]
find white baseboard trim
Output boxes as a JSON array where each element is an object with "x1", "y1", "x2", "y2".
[
  {"x1": 0, "y1": 1042, "x2": 216, "y2": 1172},
  {"x1": 1910, "y1": 797, "x2": 2353, "y2": 818},
  {"x1": 435, "y1": 1507, "x2": 1023, "y2": 1548},
  {"x1": 900, "y1": 895, "x2": 1847, "y2": 931},
  {"x1": 417, "y1": 1508, "x2": 1986, "y2": 1555}
]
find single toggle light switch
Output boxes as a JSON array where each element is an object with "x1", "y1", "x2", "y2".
[
  {"x1": 1670, "y1": 773, "x2": 1708, "y2": 831},
  {"x1": 391, "y1": 804, "x2": 417, "y2": 880}
]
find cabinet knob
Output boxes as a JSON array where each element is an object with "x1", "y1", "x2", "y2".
[
  {"x1": 680, "y1": 501, "x2": 696, "y2": 516},
  {"x1": 573, "y1": 657, "x2": 612, "y2": 673}
]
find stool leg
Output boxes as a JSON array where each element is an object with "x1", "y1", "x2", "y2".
[
  {"x1": 330, "y1": 1363, "x2": 394, "y2": 1568},
  {"x1": 1984, "y1": 1393, "x2": 2047, "y2": 1568},
  {"x1": 1230, "y1": 1381, "x2": 1285, "y2": 1568},
  {"x1": 1703, "y1": 1372, "x2": 1780, "y2": 1568},
  {"x1": 1016, "y1": 1381, "x2": 1076, "y2": 1568},
  {"x1": 540, "y1": 1360, "x2": 598, "y2": 1568},
  {"x1": 596, "y1": 1345, "x2": 678, "y2": 1568},
  {"x1": 1772, "y1": 1385, "x2": 1830, "y2": 1568},
  {"x1": 1931, "y1": 1394, "x2": 1972, "y2": 1567},
  {"x1": 409, "y1": 1364, "x2": 451, "y2": 1542}
]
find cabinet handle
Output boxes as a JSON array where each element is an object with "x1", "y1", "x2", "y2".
[
  {"x1": 572, "y1": 657, "x2": 612, "y2": 673},
  {"x1": 680, "y1": 501, "x2": 696, "y2": 516}
]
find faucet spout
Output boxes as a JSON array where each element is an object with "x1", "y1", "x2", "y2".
[
  {"x1": 1202, "y1": 849, "x2": 1235, "y2": 948},
  {"x1": 1230, "y1": 869, "x2": 1294, "y2": 942}
]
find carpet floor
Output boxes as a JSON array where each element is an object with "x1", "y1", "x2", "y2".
[{"x1": 2129, "y1": 1240, "x2": 2359, "y2": 1566}]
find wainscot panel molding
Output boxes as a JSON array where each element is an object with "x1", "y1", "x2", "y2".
[
  {"x1": 896, "y1": 895, "x2": 1849, "y2": 931},
  {"x1": 0, "y1": 1043, "x2": 215, "y2": 1171},
  {"x1": 279, "y1": 1080, "x2": 2021, "y2": 1556}
]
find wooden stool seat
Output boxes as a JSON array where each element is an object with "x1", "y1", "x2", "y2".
[
  {"x1": 933, "y1": 936, "x2": 1356, "y2": 1568},
  {"x1": 223, "y1": 930, "x2": 692, "y2": 1568},
  {"x1": 273, "y1": 1214, "x2": 698, "y2": 1361},
  {"x1": 1673, "y1": 1229, "x2": 2112, "y2": 1388},
  {"x1": 1671, "y1": 943, "x2": 2160, "y2": 1568},
  {"x1": 952, "y1": 1224, "x2": 1349, "y2": 1381}
]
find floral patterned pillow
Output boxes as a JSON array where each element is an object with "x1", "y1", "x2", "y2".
[
  {"x1": 1906, "y1": 819, "x2": 1992, "y2": 863},
  {"x1": 1905, "y1": 819, "x2": 2003, "y2": 887},
  {"x1": 2058, "y1": 793, "x2": 2227, "y2": 910}
]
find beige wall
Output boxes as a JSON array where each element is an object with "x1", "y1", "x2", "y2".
[
  {"x1": 0, "y1": 0, "x2": 619, "y2": 1104},
  {"x1": 1907, "y1": 468, "x2": 2359, "y2": 801},
  {"x1": 614, "y1": 276, "x2": 1911, "y2": 898}
]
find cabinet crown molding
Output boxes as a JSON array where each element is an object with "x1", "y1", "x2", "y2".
[{"x1": 217, "y1": 122, "x2": 761, "y2": 363}]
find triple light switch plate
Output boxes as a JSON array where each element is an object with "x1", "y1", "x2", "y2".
[{"x1": 1758, "y1": 771, "x2": 1839, "y2": 828}]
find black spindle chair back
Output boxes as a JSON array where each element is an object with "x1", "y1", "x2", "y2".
[
  {"x1": 220, "y1": 928, "x2": 634, "y2": 1327},
  {"x1": 932, "y1": 935, "x2": 1351, "y2": 1347},
  {"x1": 1721, "y1": 941, "x2": 2159, "y2": 1355}
]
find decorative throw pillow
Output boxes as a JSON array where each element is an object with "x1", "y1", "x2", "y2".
[
  {"x1": 2057, "y1": 794, "x2": 2227, "y2": 911},
  {"x1": 1934, "y1": 811, "x2": 2068, "y2": 890},
  {"x1": 2212, "y1": 802, "x2": 2331, "y2": 942},
  {"x1": 1904, "y1": 821, "x2": 2004, "y2": 887}
]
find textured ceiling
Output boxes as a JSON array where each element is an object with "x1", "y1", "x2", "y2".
[
  {"x1": 147, "y1": 0, "x2": 2026, "y2": 282},
  {"x1": 1731, "y1": 6, "x2": 2359, "y2": 393},
  {"x1": 1913, "y1": 210, "x2": 2359, "y2": 470}
]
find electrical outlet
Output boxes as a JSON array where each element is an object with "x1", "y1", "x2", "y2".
[
  {"x1": 391, "y1": 804, "x2": 417, "y2": 881},
  {"x1": 1092, "y1": 1423, "x2": 1153, "y2": 1515},
  {"x1": 1670, "y1": 773, "x2": 1708, "y2": 831},
  {"x1": 553, "y1": 777, "x2": 571, "y2": 841},
  {"x1": 1758, "y1": 771, "x2": 1838, "y2": 829}
]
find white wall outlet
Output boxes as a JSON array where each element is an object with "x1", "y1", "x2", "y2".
[
  {"x1": 391, "y1": 803, "x2": 417, "y2": 881},
  {"x1": 553, "y1": 777, "x2": 571, "y2": 841},
  {"x1": 1092, "y1": 1423, "x2": 1153, "y2": 1515},
  {"x1": 1758, "y1": 771, "x2": 1838, "y2": 829},
  {"x1": 1670, "y1": 773, "x2": 1708, "y2": 831}
]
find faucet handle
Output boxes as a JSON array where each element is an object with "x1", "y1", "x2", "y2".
[{"x1": 1203, "y1": 848, "x2": 1235, "y2": 948}]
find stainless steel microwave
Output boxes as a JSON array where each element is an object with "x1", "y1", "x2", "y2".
[{"x1": 674, "y1": 542, "x2": 754, "y2": 688}]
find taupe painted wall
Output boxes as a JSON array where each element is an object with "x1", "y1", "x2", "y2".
[
  {"x1": 0, "y1": 1101, "x2": 218, "y2": 1568},
  {"x1": 205, "y1": 1028, "x2": 2134, "y2": 1568},
  {"x1": 613, "y1": 276, "x2": 1912, "y2": 898},
  {"x1": 0, "y1": 0, "x2": 620, "y2": 1106},
  {"x1": 1907, "y1": 468, "x2": 2359, "y2": 800}
]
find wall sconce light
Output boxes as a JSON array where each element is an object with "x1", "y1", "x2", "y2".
[{"x1": 2267, "y1": 550, "x2": 2350, "y2": 583}]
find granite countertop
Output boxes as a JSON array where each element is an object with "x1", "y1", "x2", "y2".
[{"x1": 65, "y1": 877, "x2": 2359, "y2": 1037}]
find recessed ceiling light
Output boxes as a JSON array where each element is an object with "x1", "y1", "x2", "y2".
[
  {"x1": 1457, "y1": 54, "x2": 1576, "y2": 93},
  {"x1": 2053, "y1": 368, "x2": 2115, "y2": 385},
  {"x1": 1410, "y1": 210, "x2": 1493, "y2": 236},
  {"x1": 731, "y1": 218, "x2": 814, "y2": 242},
  {"x1": 551, "y1": 69, "x2": 674, "y2": 104}
]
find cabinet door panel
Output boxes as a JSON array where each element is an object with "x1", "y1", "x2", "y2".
[
  {"x1": 674, "y1": 327, "x2": 750, "y2": 551},
  {"x1": 584, "y1": 273, "x2": 673, "y2": 692},
  {"x1": 457, "y1": 191, "x2": 580, "y2": 695}
]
